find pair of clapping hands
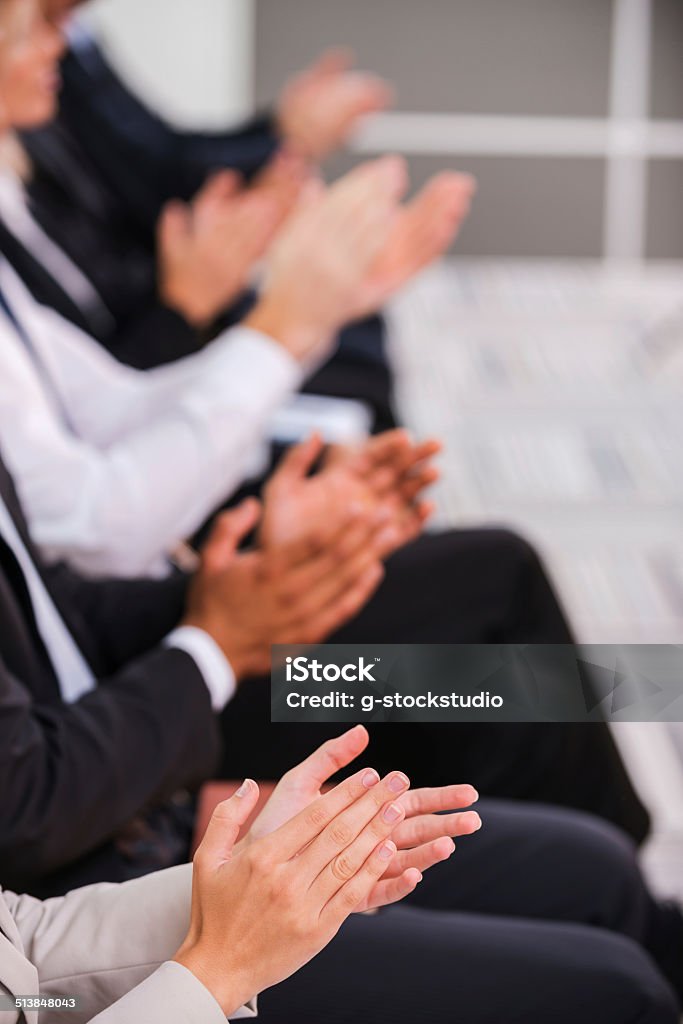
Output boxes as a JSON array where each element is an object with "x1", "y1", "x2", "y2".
[
  {"x1": 159, "y1": 49, "x2": 476, "y2": 330},
  {"x1": 175, "y1": 725, "x2": 481, "y2": 1016},
  {"x1": 183, "y1": 429, "x2": 441, "y2": 679}
]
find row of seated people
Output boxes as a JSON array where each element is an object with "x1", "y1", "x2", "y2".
[{"x1": 0, "y1": 1, "x2": 680, "y2": 1022}]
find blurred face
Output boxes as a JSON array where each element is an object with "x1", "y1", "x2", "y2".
[
  {"x1": 0, "y1": 0, "x2": 65, "y2": 132},
  {"x1": 42, "y1": 0, "x2": 84, "y2": 24}
]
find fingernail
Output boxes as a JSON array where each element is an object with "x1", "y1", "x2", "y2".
[
  {"x1": 378, "y1": 841, "x2": 395, "y2": 861},
  {"x1": 387, "y1": 772, "x2": 409, "y2": 793},
  {"x1": 236, "y1": 779, "x2": 253, "y2": 798},
  {"x1": 383, "y1": 802, "x2": 403, "y2": 824},
  {"x1": 469, "y1": 787, "x2": 480, "y2": 803},
  {"x1": 362, "y1": 769, "x2": 380, "y2": 788}
]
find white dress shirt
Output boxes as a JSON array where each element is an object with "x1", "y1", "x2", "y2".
[
  {"x1": 0, "y1": 494, "x2": 95, "y2": 702},
  {"x1": 0, "y1": 490, "x2": 234, "y2": 710},
  {"x1": 0, "y1": 260, "x2": 302, "y2": 578}
]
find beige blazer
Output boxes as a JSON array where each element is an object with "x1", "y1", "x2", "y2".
[{"x1": 0, "y1": 864, "x2": 257, "y2": 1023}]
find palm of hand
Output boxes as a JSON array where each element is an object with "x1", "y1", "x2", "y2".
[{"x1": 261, "y1": 465, "x2": 374, "y2": 551}]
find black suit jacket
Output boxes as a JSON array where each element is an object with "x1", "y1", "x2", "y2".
[
  {"x1": 0, "y1": 454, "x2": 220, "y2": 896},
  {"x1": 55, "y1": 36, "x2": 280, "y2": 231},
  {"x1": 18, "y1": 38, "x2": 278, "y2": 368}
]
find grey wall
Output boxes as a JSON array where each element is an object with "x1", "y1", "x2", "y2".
[{"x1": 254, "y1": 0, "x2": 683, "y2": 260}]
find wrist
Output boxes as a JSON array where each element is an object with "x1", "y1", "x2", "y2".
[
  {"x1": 173, "y1": 945, "x2": 246, "y2": 1018},
  {"x1": 161, "y1": 274, "x2": 216, "y2": 330},
  {"x1": 179, "y1": 614, "x2": 250, "y2": 685},
  {"x1": 244, "y1": 294, "x2": 329, "y2": 362}
]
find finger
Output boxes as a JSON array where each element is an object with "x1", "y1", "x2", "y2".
[
  {"x1": 287, "y1": 539, "x2": 383, "y2": 624},
  {"x1": 297, "y1": 771, "x2": 409, "y2": 879},
  {"x1": 392, "y1": 810, "x2": 482, "y2": 850},
  {"x1": 285, "y1": 725, "x2": 370, "y2": 790},
  {"x1": 387, "y1": 837, "x2": 457, "y2": 879},
  {"x1": 194, "y1": 779, "x2": 260, "y2": 868},
  {"x1": 309, "y1": 794, "x2": 408, "y2": 904},
  {"x1": 265, "y1": 765, "x2": 382, "y2": 861},
  {"x1": 398, "y1": 467, "x2": 441, "y2": 504},
  {"x1": 321, "y1": 838, "x2": 398, "y2": 923},
  {"x1": 362, "y1": 868, "x2": 422, "y2": 911},
  {"x1": 399, "y1": 783, "x2": 479, "y2": 817},
  {"x1": 297, "y1": 561, "x2": 385, "y2": 642},
  {"x1": 335, "y1": 74, "x2": 394, "y2": 121},
  {"x1": 328, "y1": 156, "x2": 408, "y2": 225},
  {"x1": 309, "y1": 47, "x2": 355, "y2": 78},
  {"x1": 158, "y1": 199, "x2": 191, "y2": 250},
  {"x1": 363, "y1": 429, "x2": 414, "y2": 467},
  {"x1": 396, "y1": 438, "x2": 443, "y2": 475},
  {"x1": 201, "y1": 498, "x2": 262, "y2": 575},
  {"x1": 270, "y1": 503, "x2": 384, "y2": 586},
  {"x1": 199, "y1": 168, "x2": 242, "y2": 203},
  {"x1": 267, "y1": 434, "x2": 325, "y2": 494},
  {"x1": 264, "y1": 501, "x2": 369, "y2": 575}
]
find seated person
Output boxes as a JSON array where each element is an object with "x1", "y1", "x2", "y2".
[
  {"x1": 0, "y1": 0, "x2": 647, "y2": 841},
  {"x1": 16, "y1": 0, "x2": 401, "y2": 429},
  {"x1": 2, "y1": 734, "x2": 682, "y2": 1023}
]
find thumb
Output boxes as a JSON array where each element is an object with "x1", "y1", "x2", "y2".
[
  {"x1": 197, "y1": 168, "x2": 242, "y2": 205},
  {"x1": 158, "y1": 199, "x2": 191, "y2": 252},
  {"x1": 268, "y1": 434, "x2": 325, "y2": 493},
  {"x1": 195, "y1": 780, "x2": 261, "y2": 867},
  {"x1": 202, "y1": 498, "x2": 262, "y2": 575},
  {"x1": 292, "y1": 726, "x2": 370, "y2": 791}
]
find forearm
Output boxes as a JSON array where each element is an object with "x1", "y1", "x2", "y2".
[
  {"x1": 0, "y1": 650, "x2": 218, "y2": 887},
  {"x1": 7, "y1": 867, "x2": 256, "y2": 1024},
  {"x1": 46, "y1": 566, "x2": 189, "y2": 675},
  {"x1": 19, "y1": 329, "x2": 301, "y2": 578}
]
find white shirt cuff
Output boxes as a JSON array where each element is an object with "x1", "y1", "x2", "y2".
[{"x1": 165, "y1": 626, "x2": 236, "y2": 712}]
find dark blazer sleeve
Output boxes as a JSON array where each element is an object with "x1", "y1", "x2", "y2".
[
  {"x1": 43, "y1": 565, "x2": 191, "y2": 677},
  {"x1": 60, "y1": 42, "x2": 281, "y2": 231},
  {"x1": 0, "y1": 645, "x2": 219, "y2": 886}
]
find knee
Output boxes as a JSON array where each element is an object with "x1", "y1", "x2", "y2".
[
  {"x1": 485, "y1": 528, "x2": 545, "y2": 576},
  {"x1": 568, "y1": 928, "x2": 679, "y2": 1024},
  {"x1": 534, "y1": 804, "x2": 646, "y2": 932},
  {"x1": 603, "y1": 937, "x2": 679, "y2": 1024}
]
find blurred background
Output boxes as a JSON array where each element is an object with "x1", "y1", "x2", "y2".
[{"x1": 81, "y1": 0, "x2": 683, "y2": 884}]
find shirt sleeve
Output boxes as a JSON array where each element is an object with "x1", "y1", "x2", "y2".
[
  {"x1": 0, "y1": 268, "x2": 303, "y2": 578},
  {"x1": 165, "y1": 626, "x2": 236, "y2": 712},
  {"x1": 88, "y1": 962, "x2": 257, "y2": 1023},
  {"x1": 4, "y1": 866, "x2": 257, "y2": 1023}
]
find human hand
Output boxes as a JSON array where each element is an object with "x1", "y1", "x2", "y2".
[
  {"x1": 245, "y1": 726, "x2": 482, "y2": 911},
  {"x1": 249, "y1": 148, "x2": 313, "y2": 221},
  {"x1": 183, "y1": 496, "x2": 387, "y2": 679},
  {"x1": 174, "y1": 766, "x2": 421, "y2": 1015},
  {"x1": 277, "y1": 48, "x2": 392, "y2": 161},
  {"x1": 259, "y1": 432, "x2": 384, "y2": 551},
  {"x1": 352, "y1": 170, "x2": 477, "y2": 319},
  {"x1": 244, "y1": 155, "x2": 408, "y2": 363},
  {"x1": 158, "y1": 169, "x2": 282, "y2": 326},
  {"x1": 325, "y1": 429, "x2": 444, "y2": 556}
]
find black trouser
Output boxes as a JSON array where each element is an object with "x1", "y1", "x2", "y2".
[
  {"x1": 220, "y1": 529, "x2": 650, "y2": 843},
  {"x1": 255, "y1": 800, "x2": 681, "y2": 1024}
]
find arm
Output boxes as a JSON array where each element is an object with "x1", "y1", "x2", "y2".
[
  {"x1": 0, "y1": 648, "x2": 218, "y2": 888},
  {"x1": 0, "y1": 291, "x2": 301, "y2": 577},
  {"x1": 4, "y1": 866, "x2": 256, "y2": 1024},
  {"x1": 60, "y1": 41, "x2": 279, "y2": 230},
  {"x1": 44, "y1": 564, "x2": 189, "y2": 675}
]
